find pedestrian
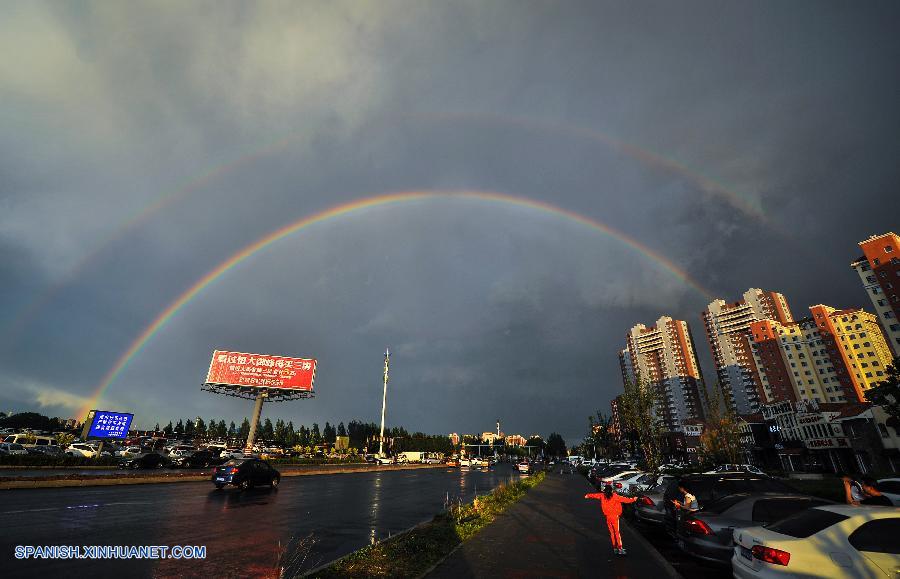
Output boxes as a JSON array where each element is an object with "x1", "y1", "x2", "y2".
[
  {"x1": 670, "y1": 482, "x2": 699, "y2": 513},
  {"x1": 840, "y1": 473, "x2": 865, "y2": 506},
  {"x1": 585, "y1": 483, "x2": 637, "y2": 555},
  {"x1": 858, "y1": 476, "x2": 893, "y2": 506}
]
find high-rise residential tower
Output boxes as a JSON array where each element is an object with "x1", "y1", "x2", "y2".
[
  {"x1": 625, "y1": 316, "x2": 705, "y2": 431},
  {"x1": 850, "y1": 232, "x2": 900, "y2": 356},
  {"x1": 702, "y1": 288, "x2": 793, "y2": 415},
  {"x1": 749, "y1": 304, "x2": 894, "y2": 405}
]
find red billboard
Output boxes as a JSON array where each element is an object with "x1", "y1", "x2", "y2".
[{"x1": 206, "y1": 350, "x2": 316, "y2": 391}]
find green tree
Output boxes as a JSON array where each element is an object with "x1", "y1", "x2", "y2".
[
  {"x1": 546, "y1": 432, "x2": 567, "y2": 457},
  {"x1": 228, "y1": 421, "x2": 237, "y2": 437},
  {"x1": 154, "y1": 423, "x2": 160, "y2": 432},
  {"x1": 217, "y1": 420, "x2": 227, "y2": 439},
  {"x1": 56, "y1": 433, "x2": 75, "y2": 447},
  {"x1": 174, "y1": 419, "x2": 184, "y2": 436},
  {"x1": 865, "y1": 356, "x2": 900, "y2": 421},
  {"x1": 163, "y1": 422, "x2": 174, "y2": 436},
  {"x1": 194, "y1": 418, "x2": 205, "y2": 438},
  {"x1": 698, "y1": 382, "x2": 742, "y2": 466},
  {"x1": 261, "y1": 418, "x2": 274, "y2": 442},
  {"x1": 619, "y1": 375, "x2": 664, "y2": 471},
  {"x1": 239, "y1": 418, "x2": 251, "y2": 440},
  {"x1": 337, "y1": 422, "x2": 347, "y2": 437},
  {"x1": 311, "y1": 423, "x2": 322, "y2": 445},
  {"x1": 323, "y1": 422, "x2": 336, "y2": 444}
]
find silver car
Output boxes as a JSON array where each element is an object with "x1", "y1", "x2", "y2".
[
  {"x1": 676, "y1": 493, "x2": 832, "y2": 565},
  {"x1": 633, "y1": 476, "x2": 676, "y2": 526}
]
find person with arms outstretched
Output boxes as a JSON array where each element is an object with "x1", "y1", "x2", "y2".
[{"x1": 585, "y1": 483, "x2": 637, "y2": 555}]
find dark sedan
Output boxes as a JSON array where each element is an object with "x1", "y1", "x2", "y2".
[
  {"x1": 212, "y1": 458, "x2": 281, "y2": 490},
  {"x1": 662, "y1": 473, "x2": 798, "y2": 536},
  {"x1": 171, "y1": 450, "x2": 223, "y2": 469},
  {"x1": 118, "y1": 452, "x2": 170, "y2": 469},
  {"x1": 676, "y1": 493, "x2": 833, "y2": 565}
]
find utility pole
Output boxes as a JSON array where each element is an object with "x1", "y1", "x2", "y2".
[{"x1": 378, "y1": 348, "x2": 390, "y2": 456}]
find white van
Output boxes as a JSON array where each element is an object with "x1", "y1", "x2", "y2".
[{"x1": 3, "y1": 434, "x2": 56, "y2": 448}]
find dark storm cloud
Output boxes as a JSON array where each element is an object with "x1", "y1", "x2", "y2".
[{"x1": 1, "y1": 1, "x2": 898, "y2": 443}]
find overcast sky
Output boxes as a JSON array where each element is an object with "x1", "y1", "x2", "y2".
[{"x1": 1, "y1": 1, "x2": 898, "y2": 444}]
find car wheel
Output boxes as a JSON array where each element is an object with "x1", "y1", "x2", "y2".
[
  {"x1": 271, "y1": 477, "x2": 280, "y2": 489},
  {"x1": 238, "y1": 479, "x2": 249, "y2": 491}
]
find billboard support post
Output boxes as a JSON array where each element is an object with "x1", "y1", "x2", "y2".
[
  {"x1": 245, "y1": 391, "x2": 267, "y2": 452},
  {"x1": 201, "y1": 350, "x2": 317, "y2": 454}
]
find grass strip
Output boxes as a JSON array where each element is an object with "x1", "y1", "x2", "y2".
[{"x1": 306, "y1": 471, "x2": 546, "y2": 578}]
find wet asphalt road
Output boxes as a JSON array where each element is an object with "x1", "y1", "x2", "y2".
[{"x1": 1, "y1": 465, "x2": 523, "y2": 578}]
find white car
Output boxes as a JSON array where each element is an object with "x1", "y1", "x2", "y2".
[
  {"x1": 599, "y1": 470, "x2": 643, "y2": 489},
  {"x1": 876, "y1": 478, "x2": 900, "y2": 506},
  {"x1": 66, "y1": 443, "x2": 104, "y2": 458},
  {"x1": 616, "y1": 472, "x2": 663, "y2": 495},
  {"x1": 732, "y1": 505, "x2": 899, "y2": 578},
  {"x1": 115, "y1": 446, "x2": 142, "y2": 457}
]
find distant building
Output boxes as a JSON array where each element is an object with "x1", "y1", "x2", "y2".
[
  {"x1": 609, "y1": 395, "x2": 624, "y2": 442},
  {"x1": 505, "y1": 434, "x2": 527, "y2": 447},
  {"x1": 618, "y1": 349, "x2": 635, "y2": 385},
  {"x1": 750, "y1": 305, "x2": 893, "y2": 406},
  {"x1": 448, "y1": 433, "x2": 460, "y2": 446},
  {"x1": 703, "y1": 288, "x2": 793, "y2": 415},
  {"x1": 625, "y1": 316, "x2": 706, "y2": 431},
  {"x1": 850, "y1": 232, "x2": 900, "y2": 356}
]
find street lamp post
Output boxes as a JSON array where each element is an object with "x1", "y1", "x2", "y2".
[{"x1": 378, "y1": 348, "x2": 390, "y2": 457}]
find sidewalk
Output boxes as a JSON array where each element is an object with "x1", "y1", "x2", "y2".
[{"x1": 426, "y1": 472, "x2": 682, "y2": 579}]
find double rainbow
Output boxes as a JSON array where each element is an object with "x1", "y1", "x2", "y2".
[{"x1": 76, "y1": 190, "x2": 713, "y2": 420}]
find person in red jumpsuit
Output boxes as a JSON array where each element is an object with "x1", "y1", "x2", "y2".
[{"x1": 585, "y1": 483, "x2": 637, "y2": 555}]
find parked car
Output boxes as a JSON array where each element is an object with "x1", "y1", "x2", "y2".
[
  {"x1": 589, "y1": 463, "x2": 635, "y2": 486},
  {"x1": 677, "y1": 493, "x2": 833, "y2": 565},
  {"x1": 171, "y1": 450, "x2": 221, "y2": 468},
  {"x1": 704, "y1": 464, "x2": 766, "y2": 476},
  {"x1": 66, "y1": 443, "x2": 111, "y2": 458},
  {"x1": 31, "y1": 445, "x2": 66, "y2": 457},
  {"x1": 212, "y1": 458, "x2": 280, "y2": 490},
  {"x1": 662, "y1": 473, "x2": 799, "y2": 536},
  {"x1": 0, "y1": 442, "x2": 28, "y2": 456},
  {"x1": 876, "y1": 478, "x2": 900, "y2": 506},
  {"x1": 517, "y1": 461, "x2": 533, "y2": 474},
  {"x1": 613, "y1": 471, "x2": 657, "y2": 496},
  {"x1": 600, "y1": 470, "x2": 643, "y2": 489},
  {"x1": 732, "y1": 505, "x2": 899, "y2": 578},
  {"x1": 118, "y1": 452, "x2": 170, "y2": 469},
  {"x1": 634, "y1": 477, "x2": 677, "y2": 527},
  {"x1": 115, "y1": 446, "x2": 143, "y2": 458}
]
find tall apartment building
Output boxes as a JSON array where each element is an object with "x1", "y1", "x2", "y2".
[
  {"x1": 749, "y1": 305, "x2": 894, "y2": 405},
  {"x1": 703, "y1": 288, "x2": 794, "y2": 415},
  {"x1": 850, "y1": 232, "x2": 900, "y2": 356},
  {"x1": 625, "y1": 316, "x2": 705, "y2": 431},
  {"x1": 618, "y1": 349, "x2": 636, "y2": 385}
]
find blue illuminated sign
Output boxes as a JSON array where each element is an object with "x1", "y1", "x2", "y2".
[{"x1": 87, "y1": 410, "x2": 134, "y2": 440}]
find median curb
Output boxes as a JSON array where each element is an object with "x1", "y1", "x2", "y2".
[{"x1": 0, "y1": 463, "x2": 443, "y2": 490}]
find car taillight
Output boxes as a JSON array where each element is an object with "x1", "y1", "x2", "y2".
[
  {"x1": 638, "y1": 496, "x2": 654, "y2": 506},
  {"x1": 683, "y1": 517, "x2": 713, "y2": 535},
  {"x1": 614, "y1": 482, "x2": 623, "y2": 489},
  {"x1": 751, "y1": 545, "x2": 790, "y2": 566}
]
